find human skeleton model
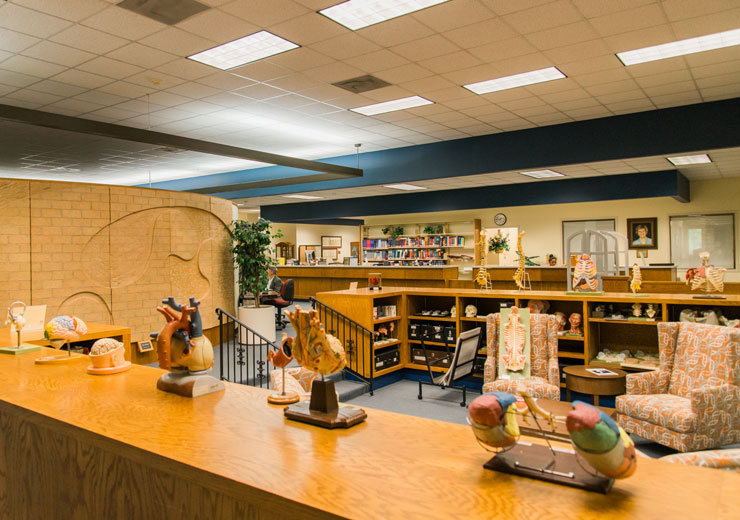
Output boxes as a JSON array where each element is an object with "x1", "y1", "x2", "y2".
[
  {"x1": 513, "y1": 232, "x2": 526, "y2": 290},
  {"x1": 474, "y1": 230, "x2": 492, "y2": 289},
  {"x1": 502, "y1": 307, "x2": 527, "y2": 372},
  {"x1": 630, "y1": 263, "x2": 642, "y2": 294},
  {"x1": 686, "y1": 252, "x2": 726, "y2": 293},
  {"x1": 572, "y1": 254, "x2": 598, "y2": 291}
]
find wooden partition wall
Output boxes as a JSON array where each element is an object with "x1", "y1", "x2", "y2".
[{"x1": 0, "y1": 179, "x2": 234, "y2": 348}]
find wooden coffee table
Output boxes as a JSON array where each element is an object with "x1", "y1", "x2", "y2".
[
  {"x1": 563, "y1": 365, "x2": 626, "y2": 406},
  {"x1": 515, "y1": 398, "x2": 616, "y2": 441}
]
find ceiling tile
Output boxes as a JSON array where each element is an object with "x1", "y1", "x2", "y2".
[
  {"x1": 76, "y1": 57, "x2": 144, "y2": 80},
  {"x1": 266, "y1": 47, "x2": 335, "y2": 72},
  {"x1": 418, "y1": 51, "x2": 482, "y2": 75},
  {"x1": 356, "y1": 17, "x2": 435, "y2": 48},
  {"x1": 553, "y1": 97, "x2": 602, "y2": 111},
  {"x1": 542, "y1": 39, "x2": 612, "y2": 64},
  {"x1": 139, "y1": 28, "x2": 217, "y2": 57},
  {"x1": 634, "y1": 69, "x2": 694, "y2": 88},
  {"x1": 230, "y1": 61, "x2": 292, "y2": 82},
  {"x1": 96, "y1": 80, "x2": 155, "y2": 99},
  {"x1": 670, "y1": 7, "x2": 740, "y2": 39},
  {"x1": 375, "y1": 63, "x2": 434, "y2": 84},
  {"x1": 233, "y1": 83, "x2": 287, "y2": 100},
  {"x1": 0, "y1": 84, "x2": 18, "y2": 97},
  {"x1": 46, "y1": 97, "x2": 104, "y2": 114},
  {"x1": 50, "y1": 25, "x2": 128, "y2": 54},
  {"x1": 302, "y1": 61, "x2": 365, "y2": 84},
  {"x1": 27, "y1": 79, "x2": 87, "y2": 97},
  {"x1": 391, "y1": 35, "x2": 461, "y2": 62},
  {"x1": 575, "y1": 67, "x2": 632, "y2": 87},
  {"x1": 400, "y1": 75, "x2": 457, "y2": 94},
  {"x1": 585, "y1": 79, "x2": 641, "y2": 96},
  {"x1": 166, "y1": 81, "x2": 222, "y2": 99},
  {"x1": 1, "y1": 55, "x2": 67, "y2": 79},
  {"x1": 412, "y1": 0, "x2": 495, "y2": 32},
  {"x1": 82, "y1": 5, "x2": 166, "y2": 40},
  {"x1": 5, "y1": 88, "x2": 63, "y2": 106},
  {"x1": 360, "y1": 85, "x2": 415, "y2": 103},
  {"x1": 650, "y1": 91, "x2": 703, "y2": 108},
  {"x1": 0, "y1": 3, "x2": 72, "y2": 38},
  {"x1": 12, "y1": 0, "x2": 107, "y2": 21},
  {"x1": 344, "y1": 49, "x2": 410, "y2": 74},
  {"x1": 468, "y1": 37, "x2": 539, "y2": 63},
  {"x1": 503, "y1": 1, "x2": 584, "y2": 34},
  {"x1": 125, "y1": 70, "x2": 186, "y2": 91},
  {"x1": 558, "y1": 54, "x2": 623, "y2": 76},
  {"x1": 571, "y1": 0, "x2": 656, "y2": 19},
  {"x1": 538, "y1": 87, "x2": 592, "y2": 104},
  {"x1": 443, "y1": 18, "x2": 518, "y2": 49},
  {"x1": 176, "y1": 9, "x2": 260, "y2": 43},
  {"x1": 695, "y1": 71, "x2": 740, "y2": 89},
  {"x1": 312, "y1": 33, "x2": 382, "y2": 61},
  {"x1": 175, "y1": 100, "x2": 225, "y2": 115},
  {"x1": 424, "y1": 85, "x2": 478, "y2": 103},
  {"x1": 145, "y1": 91, "x2": 192, "y2": 107},
  {"x1": 84, "y1": 106, "x2": 141, "y2": 122},
  {"x1": 563, "y1": 105, "x2": 612, "y2": 118},
  {"x1": 0, "y1": 97, "x2": 42, "y2": 109},
  {"x1": 270, "y1": 12, "x2": 346, "y2": 45},
  {"x1": 602, "y1": 25, "x2": 676, "y2": 53},
  {"x1": 22, "y1": 41, "x2": 95, "y2": 68},
  {"x1": 589, "y1": 4, "x2": 667, "y2": 37},
  {"x1": 265, "y1": 73, "x2": 322, "y2": 92},
  {"x1": 0, "y1": 27, "x2": 41, "y2": 53},
  {"x1": 51, "y1": 69, "x2": 115, "y2": 89},
  {"x1": 526, "y1": 21, "x2": 601, "y2": 51},
  {"x1": 157, "y1": 58, "x2": 216, "y2": 81},
  {"x1": 106, "y1": 43, "x2": 178, "y2": 69},
  {"x1": 595, "y1": 90, "x2": 649, "y2": 104},
  {"x1": 221, "y1": 0, "x2": 309, "y2": 26},
  {"x1": 642, "y1": 81, "x2": 698, "y2": 97}
]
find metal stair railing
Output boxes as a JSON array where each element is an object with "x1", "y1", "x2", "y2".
[
  {"x1": 310, "y1": 297, "x2": 376, "y2": 396},
  {"x1": 216, "y1": 308, "x2": 277, "y2": 389}
]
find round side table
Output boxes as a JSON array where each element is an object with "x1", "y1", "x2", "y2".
[{"x1": 563, "y1": 365, "x2": 627, "y2": 406}]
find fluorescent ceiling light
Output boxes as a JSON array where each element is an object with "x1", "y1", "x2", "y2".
[
  {"x1": 351, "y1": 96, "x2": 433, "y2": 116},
  {"x1": 283, "y1": 194, "x2": 323, "y2": 199},
  {"x1": 617, "y1": 28, "x2": 740, "y2": 66},
  {"x1": 464, "y1": 67, "x2": 566, "y2": 95},
  {"x1": 519, "y1": 169, "x2": 564, "y2": 179},
  {"x1": 384, "y1": 183, "x2": 427, "y2": 191},
  {"x1": 188, "y1": 31, "x2": 299, "y2": 70},
  {"x1": 320, "y1": 0, "x2": 449, "y2": 30},
  {"x1": 667, "y1": 154, "x2": 712, "y2": 166}
]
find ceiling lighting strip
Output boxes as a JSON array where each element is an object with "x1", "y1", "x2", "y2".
[
  {"x1": 320, "y1": 0, "x2": 450, "y2": 30},
  {"x1": 464, "y1": 67, "x2": 566, "y2": 94},
  {"x1": 0, "y1": 103, "x2": 362, "y2": 181},
  {"x1": 617, "y1": 28, "x2": 740, "y2": 66},
  {"x1": 351, "y1": 96, "x2": 433, "y2": 115},
  {"x1": 188, "y1": 31, "x2": 299, "y2": 70}
]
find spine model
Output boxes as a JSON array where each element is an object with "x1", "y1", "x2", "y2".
[{"x1": 513, "y1": 232, "x2": 525, "y2": 289}]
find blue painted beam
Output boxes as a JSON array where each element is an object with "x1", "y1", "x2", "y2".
[
  {"x1": 145, "y1": 97, "x2": 740, "y2": 198},
  {"x1": 261, "y1": 171, "x2": 689, "y2": 221}
]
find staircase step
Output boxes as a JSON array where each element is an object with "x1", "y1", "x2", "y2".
[{"x1": 335, "y1": 379, "x2": 370, "y2": 402}]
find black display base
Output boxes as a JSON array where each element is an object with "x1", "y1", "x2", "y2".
[
  {"x1": 483, "y1": 443, "x2": 614, "y2": 494},
  {"x1": 284, "y1": 379, "x2": 367, "y2": 429},
  {"x1": 693, "y1": 294, "x2": 727, "y2": 299}
]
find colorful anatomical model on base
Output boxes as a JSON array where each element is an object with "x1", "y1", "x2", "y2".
[
  {"x1": 572, "y1": 254, "x2": 598, "y2": 292},
  {"x1": 87, "y1": 338, "x2": 131, "y2": 375},
  {"x1": 154, "y1": 297, "x2": 224, "y2": 397},
  {"x1": 2, "y1": 301, "x2": 41, "y2": 355},
  {"x1": 686, "y1": 251, "x2": 726, "y2": 295},
  {"x1": 35, "y1": 315, "x2": 87, "y2": 364}
]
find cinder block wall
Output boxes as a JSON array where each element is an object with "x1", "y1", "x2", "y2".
[{"x1": 0, "y1": 179, "x2": 234, "y2": 345}]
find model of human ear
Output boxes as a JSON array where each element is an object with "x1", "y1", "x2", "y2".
[
  {"x1": 155, "y1": 297, "x2": 213, "y2": 373},
  {"x1": 284, "y1": 306, "x2": 345, "y2": 376},
  {"x1": 469, "y1": 392, "x2": 520, "y2": 448},
  {"x1": 566, "y1": 401, "x2": 637, "y2": 479}
]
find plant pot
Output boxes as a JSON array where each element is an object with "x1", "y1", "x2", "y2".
[{"x1": 238, "y1": 305, "x2": 276, "y2": 344}]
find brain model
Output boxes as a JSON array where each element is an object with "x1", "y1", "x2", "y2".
[
  {"x1": 90, "y1": 338, "x2": 123, "y2": 356},
  {"x1": 44, "y1": 315, "x2": 87, "y2": 342}
]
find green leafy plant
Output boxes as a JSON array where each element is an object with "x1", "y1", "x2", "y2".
[
  {"x1": 516, "y1": 251, "x2": 540, "y2": 266},
  {"x1": 382, "y1": 225, "x2": 404, "y2": 239},
  {"x1": 488, "y1": 231, "x2": 510, "y2": 253},
  {"x1": 231, "y1": 218, "x2": 282, "y2": 308},
  {"x1": 423, "y1": 224, "x2": 444, "y2": 234}
]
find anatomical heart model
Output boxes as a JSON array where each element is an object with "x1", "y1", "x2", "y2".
[
  {"x1": 154, "y1": 297, "x2": 224, "y2": 398},
  {"x1": 283, "y1": 306, "x2": 366, "y2": 429}
]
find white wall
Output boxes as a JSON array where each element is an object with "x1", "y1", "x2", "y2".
[
  {"x1": 363, "y1": 178, "x2": 740, "y2": 281},
  {"x1": 295, "y1": 223, "x2": 360, "y2": 261}
]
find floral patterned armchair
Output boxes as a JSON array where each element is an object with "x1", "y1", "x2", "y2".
[
  {"x1": 483, "y1": 313, "x2": 560, "y2": 400},
  {"x1": 616, "y1": 322, "x2": 740, "y2": 452}
]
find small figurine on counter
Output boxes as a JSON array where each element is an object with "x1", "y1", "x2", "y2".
[
  {"x1": 630, "y1": 263, "x2": 642, "y2": 294},
  {"x1": 631, "y1": 303, "x2": 642, "y2": 317},
  {"x1": 567, "y1": 313, "x2": 583, "y2": 336},
  {"x1": 646, "y1": 304, "x2": 657, "y2": 319},
  {"x1": 554, "y1": 312, "x2": 567, "y2": 332}
]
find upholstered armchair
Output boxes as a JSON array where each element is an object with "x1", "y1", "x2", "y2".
[
  {"x1": 616, "y1": 322, "x2": 740, "y2": 452},
  {"x1": 483, "y1": 312, "x2": 560, "y2": 400}
]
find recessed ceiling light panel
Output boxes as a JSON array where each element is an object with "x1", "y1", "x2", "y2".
[
  {"x1": 519, "y1": 169, "x2": 564, "y2": 179},
  {"x1": 617, "y1": 28, "x2": 740, "y2": 66},
  {"x1": 283, "y1": 194, "x2": 324, "y2": 199},
  {"x1": 464, "y1": 67, "x2": 566, "y2": 95},
  {"x1": 188, "y1": 31, "x2": 299, "y2": 70},
  {"x1": 383, "y1": 183, "x2": 427, "y2": 190},
  {"x1": 320, "y1": 0, "x2": 450, "y2": 30},
  {"x1": 667, "y1": 154, "x2": 712, "y2": 166},
  {"x1": 351, "y1": 96, "x2": 433, "y2": 116}
]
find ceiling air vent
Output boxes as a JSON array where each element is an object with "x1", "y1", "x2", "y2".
[
  {"x1": 117, "y1": 0, "x2": 209, "y2": 25},
  {"x1": 332, "y1": 75, "x2": 391, "y2": 94}
]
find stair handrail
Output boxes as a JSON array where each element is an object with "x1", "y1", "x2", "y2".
[
  {"x1": 215, "y1": 307, "x2": 277, "y2": 346},
  {"x1": 309, "y1": 298, "x2": 378, "y2": 338}
]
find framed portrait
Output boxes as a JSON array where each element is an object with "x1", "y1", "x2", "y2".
[
  {"x1": 350, "y1": 241, "x2": 360, "y2": 258},
  {"x1": 321, "y1": 235, "x2": 342, "y2": 249},
  {"x1": 627, "y1": 217, "x2": 658, "y2": 250}
]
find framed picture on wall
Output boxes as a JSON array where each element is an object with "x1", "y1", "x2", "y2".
[
  {"x1": 627, "y1": 217, "x2": 658, "y2": 249},
  {"x1": 321, "y1": 235, "x2": 342, "y2": 249},
  {"x1": 324, "y1": 248, "x2": 338, "y2": 261},
  {"x1": 350, "y1": 241, "x2": 360, "y2": 258}
]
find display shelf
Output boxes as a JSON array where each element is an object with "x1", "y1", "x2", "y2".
[
  {"x1": 374, "y1": 365, "x2": 402, "y2": 377},
  {"x1": 408, "y1": 315, "x2": 456, "y2": 322},
  {"x1": 589, "y1": 318, "x2": 660, "y2": 325},
  {"x1": 558, "y1": 334, "x2": 584, "y2": 341},
  {"x1": 408, "y1": 339, "x2": 454, "y2": 348},
  {"x1": 373, "y1": 339, "x2": 401, "y2": 350},
  {"x1": 374, "y1": 316, "x2": 401, "y2": 324},
  {"x1": 406, "y1": 362, "x2": 447, "y2": 372},
  {"x1": 460, "y1": 316, "x2": 487, "y2": 322},
  {"x1": 558, "y1": 352, "x2": 586, "y2": 359}
]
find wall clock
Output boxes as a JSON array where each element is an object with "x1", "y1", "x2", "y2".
[{"x1": 494, "y1": 213, "x2": 507, "y2": 226}]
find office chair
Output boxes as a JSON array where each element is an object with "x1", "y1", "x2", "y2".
[
  {"x1": 417, "y1": 327, "x2": 482, "y2": 407},
  {"x1": 270, "y1": 279, "x2": 294, "y2": 330}
]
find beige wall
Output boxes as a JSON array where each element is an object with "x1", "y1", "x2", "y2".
[
  {"x1": 0, "y1": 179, "x2": 235, "y2": 343},
  {"x1": 363, "y1": 178, "x2": 740, "y2": 281}
]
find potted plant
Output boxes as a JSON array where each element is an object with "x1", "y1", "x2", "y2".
[
  {"x1": 488, "y1": 231, "x2": 510, "y2": 254},
  {"x1": 232, "y1": 218, "x2": 282, "y2": 342}
]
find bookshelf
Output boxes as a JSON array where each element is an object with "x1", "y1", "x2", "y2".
[{"x1": 361, "y1": 219, "x2": 479, "y2": 266}]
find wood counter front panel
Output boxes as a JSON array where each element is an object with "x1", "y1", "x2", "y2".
[{"x1": 0, "y1": 348, "x2": 737, "y2": 519}]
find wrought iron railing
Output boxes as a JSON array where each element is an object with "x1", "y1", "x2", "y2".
[
  {"x1": 216, "y1": 308, "x2": 276, "y2": 388},
  {"x1": 310, "y1": 297, "x2": 376, "y2": 395}
]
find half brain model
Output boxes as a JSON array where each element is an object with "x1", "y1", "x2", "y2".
[
  {"x1": 44, "y1": 315, "x2": 88, "y2": 342},
  {"x1": 90, "y1": 338, "x2": 122, "y2": 355}
]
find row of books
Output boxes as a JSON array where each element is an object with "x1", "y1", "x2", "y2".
[
  {"x1": 367, "y1": 249, "x2": 446, "y2": 260},
  {"x1": 373, "y1": 305, "x2": 397, "y2": 319},
  {"x1": 363, "y1": 236, "x2": 465, "y2": 248}
]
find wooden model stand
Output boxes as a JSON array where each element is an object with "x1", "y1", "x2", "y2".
[
  {"x1": 157, "y1": 372, "x2": 225, "y2": 398},
  {"x1": 284, "y1": 379, "x2": 367, "y2": 429}
]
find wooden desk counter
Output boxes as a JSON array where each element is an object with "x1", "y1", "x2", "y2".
[
  {"x1": 0, "y1": 322, "x2": 132, "y2": 359},
  {"x1": 0, "y1": 348, "x2": 738, "y2": 519}
]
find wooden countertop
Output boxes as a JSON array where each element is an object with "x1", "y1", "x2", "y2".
[
  {"x1": 317, "y1": 287, "x2": 740, "y2": 306},
  {"x1": 1, "y1": 347, "x2": 738, "y2": 519}
]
